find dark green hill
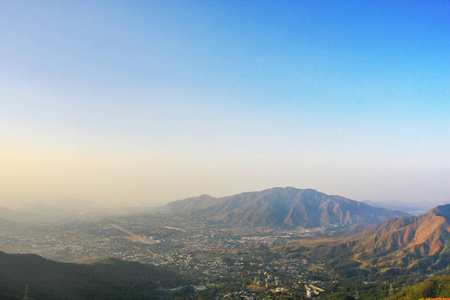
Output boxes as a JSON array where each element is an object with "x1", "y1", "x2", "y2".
[
  {"x1": 387, "y1": 275, "x2": 450, "y2": 300},
  {"x1": 0, "y1": 251, "x2": 188, "y2": 300}
]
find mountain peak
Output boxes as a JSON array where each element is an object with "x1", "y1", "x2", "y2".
[{"x1": 167, "y1": 187, "x2": 407, "y2": 228}]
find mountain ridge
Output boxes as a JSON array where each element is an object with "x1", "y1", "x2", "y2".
[
  {"x1": 167, "y1": 187, "x2": 408, "y2": 228},
  {"x1": 279, "y1": 204, "x2": 450, "y2": 272},
  {"x1": 350, "y1": 204, "x2": 450, "y2": 268}
]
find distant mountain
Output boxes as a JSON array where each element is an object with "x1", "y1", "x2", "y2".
[
  {"x1": 167, "y1": 187, "x2": 408, "y2": 228},
  {"x1": 0, "y1": 251, "x2": 188, "y2": 300},
  {"x1": 0, "y1": 206, "x2": 78, "y2": 223},
  {"x1": 0, "y1": 203, "x2": 153, "y2": 224},
  {"x1": 363, "y1": 200, "x2": 432, "y2": 216},
  {"x1": 280, "y1": 204, "x2": 450, "y2": 273},
  {"x1": 0, "y1": 217, "x2": 17, "y2": 228},
  {"x1": 0, "y1": 207, "x2": 38, "y2": 223}
]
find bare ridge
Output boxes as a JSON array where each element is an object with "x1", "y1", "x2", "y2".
[{"x1": 166, "y1": 187, "x2": 408, "y2": 228}]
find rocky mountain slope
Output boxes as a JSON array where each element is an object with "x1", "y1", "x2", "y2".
[
  {"x1": 167, "y1": 187, "x2": 408, "y2": 227},
  {"x1": 351, "y1": 204, "x2": 450, "y2": 269},
  {"x1": 280, "y1": 204, "x2": 450, "y2": 272}
]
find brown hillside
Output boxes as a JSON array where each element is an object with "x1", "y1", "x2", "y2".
[
  {"x1": 350, "y1": 204, "x2": 450, "y2": 268},
  {"x1": 277, "y1": 204, "x2": 450, "y2": 271},
  {"x1": 167, "y1": 187, "x2": 408, "y2": 228}
]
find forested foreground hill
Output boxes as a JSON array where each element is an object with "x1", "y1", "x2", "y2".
[
  {"x1": 316, "y1": 275, "x2": 450, "y2": 300},
  {"x1": 0, "y1": 251, "x2": 189, "y2": 300},
  {"x1": 387, "y1": 275, "x2": 450, "y2": 300}
]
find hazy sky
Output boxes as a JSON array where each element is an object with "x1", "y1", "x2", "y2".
[{"x1": 1, "y1": 1, "x2": 449, "y2": 209}]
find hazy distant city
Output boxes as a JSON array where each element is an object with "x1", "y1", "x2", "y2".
[{"x1": 0, "y1": 208, "x2": 389, "y2": 299}]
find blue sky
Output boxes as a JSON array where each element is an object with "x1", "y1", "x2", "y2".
[{"x1": 1, "y1": 1, "x2": 449, "y2": 208}]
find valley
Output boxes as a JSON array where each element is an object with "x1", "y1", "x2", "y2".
[
  {"x1": 1, "y1": 214, "x2": 338, "y2": 298},
  {"x1": 1, "y1": 188, "x2": 449, "y2": 299}
]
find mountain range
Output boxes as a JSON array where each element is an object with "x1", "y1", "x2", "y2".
[
  {"x1": 363, "y1": 199, "x2": 434, "y2": 216},
  {"x1": 167, "y1": 187, "x2": 408, "y2": 227}
]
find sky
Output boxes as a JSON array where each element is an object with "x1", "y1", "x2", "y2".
[{"x1": 1, "y1": 1, "x2": 449, "y2": 209}]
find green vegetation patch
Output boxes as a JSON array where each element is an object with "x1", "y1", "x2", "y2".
[{"x1": 387, "y1": 275, "x2": 450, "y2": 300}]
